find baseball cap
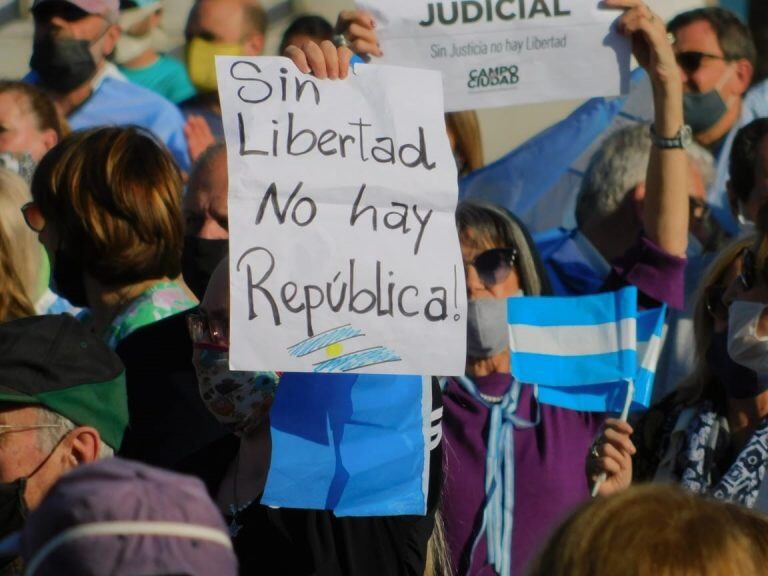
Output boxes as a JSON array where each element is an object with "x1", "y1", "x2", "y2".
[
  {"x1": 0, "y1": 315, "x2": 128, "y2": 450},
  {"x1": 18, "y1": 458, "x2": 238, "y2": 575},
  {"x1": 31, "y1": 0, "x2": 120, "y2": 23}
]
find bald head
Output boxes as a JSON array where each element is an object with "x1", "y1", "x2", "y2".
[
  {"x1": 185, "y1": 0, "x2": 266, "y2": 54},
  {"x1": 185, "y1": 144, "x2": 228, "y2": 240}
]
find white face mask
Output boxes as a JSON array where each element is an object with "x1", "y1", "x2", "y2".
[{"x1": 727, "y1": 300, "x2": 768, "y2": 373}]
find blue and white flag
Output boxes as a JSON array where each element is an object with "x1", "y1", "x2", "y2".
[
  {"x1": 263, "y1": 373, "x2": 433, "y2": 516},
  {"x1": 507, "y1": 287, "x2": 666, "y2": 413}
]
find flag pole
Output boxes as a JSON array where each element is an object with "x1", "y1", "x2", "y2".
[{"x1": 591, "y1": 378, "x2": 634, "y2": 498}]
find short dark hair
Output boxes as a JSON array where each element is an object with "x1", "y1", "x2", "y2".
[
  {"x1": 668, "y1": 7, "x2": 756, "y2": 68},
  {"x1": 31, "y1": 126, "x2": 184, "y2": 286},
  {"x1": 729, "y1": 118, "x2": 768, "y2": 204},
  {"x1": 279, "y1": 14, "x2": 333, "y2": 54}
]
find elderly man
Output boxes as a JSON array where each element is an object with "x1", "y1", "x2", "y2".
[
  {"x1": 0, "y1": 315, "x2": 127, "y2": 569},
  {"x1": 668, "y1": 7, "x2": 768, "y2": 233},
  {"x1": 27, "y1": 0, "x2": 190, "y2": 170}
]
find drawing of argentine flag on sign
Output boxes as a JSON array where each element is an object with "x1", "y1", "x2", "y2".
[{"x1": 506, "y1": 286, "x2": 666, "y2": 413}]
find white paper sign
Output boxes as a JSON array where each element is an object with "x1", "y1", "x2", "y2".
[
  {"x1": 357, "y1": 0, "x2": 631, "y2": 112},
  {"x1": 216, "y1": 57, "x2": 467, "y2": 375}
]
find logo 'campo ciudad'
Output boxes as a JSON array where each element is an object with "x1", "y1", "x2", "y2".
[
  {"x1": 467, "y1": 65, "x2": 519, "y2": 89},
  {"x1": 419, "y1": 0, "x2": 571, "y2": 27}
]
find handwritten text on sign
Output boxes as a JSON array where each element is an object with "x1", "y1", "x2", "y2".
[
  {"x1": 217, "y1": 57, "x2": 467, "y2": 375},
  {"x1": 356, "y1": 0, "x2": 631, "y2": 112}
]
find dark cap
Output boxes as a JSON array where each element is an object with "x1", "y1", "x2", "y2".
[
  {"x1": 0, "y1": 315, "x2": 128, "y2": 449},
  {"x1": 19, "y1": 458, "x2": 238, "y2": 575},
  {"x1": 31, "y1": 0, "x2": 120, "y2": 23}
]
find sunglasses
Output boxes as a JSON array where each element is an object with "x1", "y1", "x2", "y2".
[
  {"x1": 738, "y1": 248, "x2": 757, "y2": 292},
  {"x1": 21, "y1": 202, "x2": 45, "y2": 233},
  {"x1": 675, "y1": 51, "x2": 728, "y2": 74},
  {"x1": 468, "y1": 247, "x2": 518, "y2": 286},
  {"x1": 187, "y1": 312, "x2": 229, "y2": 350}
]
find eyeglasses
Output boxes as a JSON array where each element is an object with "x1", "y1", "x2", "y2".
[
  {"x1": 187, "y1": 312, "x2": 229, "y2": 350},
  {"x1": 689, "y1": 197, "x2": 710, "y2": 223},
  {"x1": 738, "y1": 248, "x2": 757, "y2": 292},
  {"x1": 21, "y1": 202, "x2": 46, "y2": 233},
  {"x1": 0, "y1": 424, "x2": 66, "y2": 437},
  {"x1": 468, "y1": 247, "x2": 518, "y2": 286},
  {"x1": 675, "y1": 51, "x2": 728, "y2": 74}
]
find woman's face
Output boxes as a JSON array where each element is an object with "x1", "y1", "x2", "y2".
[{"x1": 461, "y1": 229, "x2": 521, "y2": 300}]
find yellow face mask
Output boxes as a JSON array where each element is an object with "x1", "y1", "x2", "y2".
[{"x1": 186, "y1": 37, "x2": 243, "y2": 93}]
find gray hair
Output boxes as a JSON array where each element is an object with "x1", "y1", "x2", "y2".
[
  {"x1": 575, "y1": 124, "x2": 652, "y2": 228},
  {"x1": 575, "y1": 124, "x2": 717, "y2": 228},
  {"x1": 36, "y1": 408, "x2": 114, "y2": 459}
]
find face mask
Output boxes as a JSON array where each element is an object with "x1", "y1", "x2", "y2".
[
  {"x1": 192, "y1": 348, "x2": 280, "y2": 435},
  {"x1": 706, "y1": 331, "x2": 767, "y2": 399},
  {"x1": 182, "y1": 237, "x2": 228, "y2": 300},
  {"x1": 466, "y1": 298, "x2": 510, "y2": 359},
  {"x1": 30, "y1": 36, "x2": 98, "y2": 93},
  {"x1": 51, "y1": 246, "x2": 89, "y2": 308},
  {"x1": 114, "y1": 31, "x2": 154, "y2": 64},
  {"x1": 728, "y1": 300, "x2": 768, "y2": 375},
  {"x1": 0, "y1": 479, "x2": 26, "y2": 544},
  {"x1": 186, "y1": 37, "x2": 243, "y2": 93},
  {"x1": 683, "y1": 66, "x2": 734, "y2": 134}
]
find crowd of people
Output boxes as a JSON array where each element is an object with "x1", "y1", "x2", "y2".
[{"x1": 2, "y1": 0, "x2": 768, "y2": 574}]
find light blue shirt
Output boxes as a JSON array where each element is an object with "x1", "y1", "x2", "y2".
[
  {"x1": 709, "y1": 79, "x2": 768, "y2": 234},
  {"x1": 26, "y1": 71, "x2": 190, "y2": 172}
]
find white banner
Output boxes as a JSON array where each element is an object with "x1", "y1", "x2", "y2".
[
  {"x1": 217, "y1": 57, "x2": 467, "y2": 375},
  {"x1": 357, "y1": 0, "x2": 632, "y2": 112}
]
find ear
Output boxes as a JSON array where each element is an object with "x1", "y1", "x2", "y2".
[
  {"x1": 242, "y1": 32, "x2": 264, "y2": 56},
  {"x1": 727, "y1": 179, "x2": 740, "y2": 218},
  {"x1": 732, "y1": 58, "x2": 754, "y2": 96},
  {"x1": 66, "y1": 426, "x2": 102, "y2": 466},
  {"x1": 40, "y1": 128, "x2": 58, "y2": 153},
  {"x1": 101, "y1": 24, "x2": 121, "y2": 58},
  {"x1": 151, "y1": 8, "x2": 163, "y2": 26}
]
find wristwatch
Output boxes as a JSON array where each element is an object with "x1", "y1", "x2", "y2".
[{"x1": 649, "y1": 124, "x2": 693, "y2": 149}]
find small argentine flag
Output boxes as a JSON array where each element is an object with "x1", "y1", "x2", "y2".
[{"x1": 507, "y1": 286, "x2": 666, "y2": 413}]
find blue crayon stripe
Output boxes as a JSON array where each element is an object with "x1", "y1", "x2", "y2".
[
  {"x1": 289, "y1": 325, "x2": 364, "y2": 357},
  {"x1": 313, "y1": 347, "x2": 402, "y2": 373},
  {"x1": 507, "y1": 286, "x2": 637, "y2": 327}
]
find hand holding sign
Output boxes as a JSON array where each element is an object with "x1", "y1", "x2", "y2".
[{"x1": 284, "y1": 40, "x2": 354, "y2": 79}]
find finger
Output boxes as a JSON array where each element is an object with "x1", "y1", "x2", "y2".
[
  {"x1": 604, "y1": 418, "x2": 634, "y2": 435},
  {"x1": 338, "y1": 46, "x2": 353, "y2": 79},
  {"x1": 303, "y1": 41, "x2": 328, "y2": 79},
  {"x1": 337, "y1": 9, "x2": 376, "y2": 32},
  {"x1": 320, "y1": 40, "x2": 340, "y2": 79},
  {"x1": 348, "y1": 22, "x2": 377, "y2": 44},
  {"x1": 351, "y1": 39, "x2": 383, "y2": 58},
  {"x1": 603, "y1": 429, "x2": 637, "y2": 455},
  {"x1": 284, "y1": 45, "x2": 310, "y2": 74},
  {"x1": 600, "y1": 442, "x2": 629, "y2": 468},
  {"x1": 597, "y1": 456, "x2": 622, "y2": 476}
]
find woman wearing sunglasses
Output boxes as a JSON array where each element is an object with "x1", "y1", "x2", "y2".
[{"x1": 589, "y1": 234, "x2": 768, "y2": 514}]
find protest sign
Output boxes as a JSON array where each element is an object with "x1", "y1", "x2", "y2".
[
  {"x1": 356, "y1": 0, "x2": 631, "y2": 111},
  {"x1": 216, "y1": 57, "x2": 467, "y2": 375}
]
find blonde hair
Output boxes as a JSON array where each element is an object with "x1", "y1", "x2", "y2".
[
  {"x1": 0, "y1": 213, "x2": 35, "y2": 322},
  {"x1": 445, "y1": 111, "x2": 483, "y2": 177},
  {"x1": 0, "y1": 168, "x2": 43, "y2": 303},
  {"x1": 675, "y1": 235, "x2": 755, "y2": 408},
  {"x1": 529, "y1": 484, "x2": 768, "y2": 576}
]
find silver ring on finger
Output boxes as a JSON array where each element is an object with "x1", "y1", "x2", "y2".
[
  {"x1": 332, "y1": 34, "x2": 350, "y2": 49},
  {"x1": 590, "y1": 444, "x2": 601, "y2": 459}
]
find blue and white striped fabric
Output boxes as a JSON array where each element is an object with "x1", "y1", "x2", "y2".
[{"x1": 507, "y1": 287, "x2": 666, "y2": 413}]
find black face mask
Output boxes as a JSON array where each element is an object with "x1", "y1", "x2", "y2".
[
  {"x1": 52, "y1": 246, "x2": 89, "y2": 308},
  {"x1": 706, "y1": 331, "x2": 768, "y2": 400},
  {"x1": 30, "y1": 35, "x2": 97, "y2": 93},
  {"x1": 182, "y1": 237, "x2": 228, "y2": 300},
  {"x1": 0, "y1": 478, "x2": 27, "y2": 544}
]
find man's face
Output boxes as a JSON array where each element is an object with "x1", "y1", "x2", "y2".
[
  {"x1": 184, "y1": 151, "x2": 229, "y2": 239},
  {"x1": 0, "y1": 407, "x2": 65, "y2": 510},
  {"x1": 33, "y1": 1, "x2": 117, "y2": 66},
  {"x1": 0, "y1": 92, "x2": 57, "y2": 161},
  {"x1": 186, "y1": 0, "x2": 244, "y2": 45}
]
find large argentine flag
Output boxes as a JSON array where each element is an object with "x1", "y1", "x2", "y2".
[
  {"x1": 507, "y1": 287, "x2": 666, "y2": 413},
  {"x1": 263, "y1": 373, "x2": 433, "y2": 516}
]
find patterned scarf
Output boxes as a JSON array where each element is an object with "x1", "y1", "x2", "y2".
[{"x1": 677, "y1": 403, "x2": 768, "y2": 508}]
